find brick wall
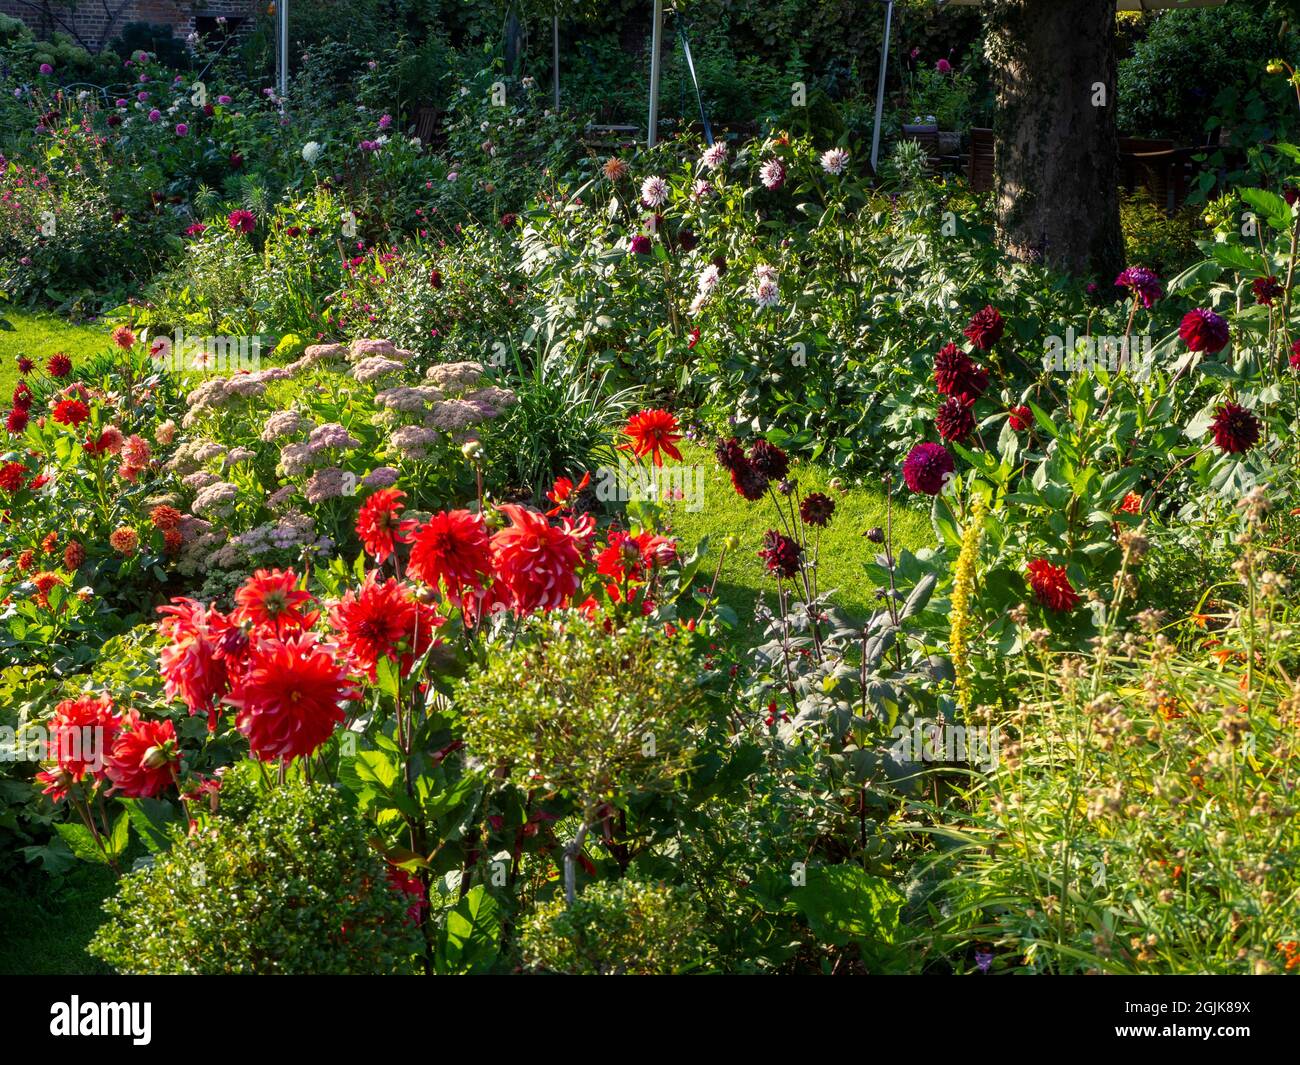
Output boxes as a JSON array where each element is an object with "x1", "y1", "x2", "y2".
[{"x1": 0, "y1": 2, "x2": 256, "y2": 53}]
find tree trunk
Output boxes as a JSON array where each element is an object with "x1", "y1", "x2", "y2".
[{"x1": 987, "y1": 0, "x2": 1124, "y2": 281}]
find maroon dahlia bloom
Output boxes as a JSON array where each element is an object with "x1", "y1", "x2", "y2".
[
  {"x1": 630, "y1": 234, "x2": 652, "y2": 255},
  {"x1": 1179, "y1": 308, "x2": 1229, "y2": 354},
  {"x1": 933, "y1": 343, "x2": 989, "y2": 401},
  {"x1": 1208, "y1": 402, "x2": 1260, "y2": 454},
  {"x1": 730, "y1": 463, "x2": 769, "y2": 501},
  {"x1": 1008, "y1": 405, "x2": 1033, "y2": 431},
  {"x1": 799, "y1": 492, "x2": 835, "y2": 527},
  {"x1": 1115, "y1": 266, "x2": 1164, "y2": 309},
  {"x1": 935, "y1": 396, "x2": 976, "y2": 442},
  {"x1": 748, "y1": 439, "x2": 790, "y2": 480},
  {"x1": 1290, "y1": 339, "x2": 1300, "y2": 370},
  {"x1": 758, "y1": 530, "x2": 802, "y2": 578},
  {"x1": 963, "y1": 305, "x2": 1004, "y2": 351},
  {"x1": 902, "y1": 442, "x2": 954, "y2": 495},
  {"x1": 714, "y1": 436, "x2": 747, "y2": 474},
  {"x1": 1252, "y1": 276, "x2": 1284, "y2": 306}
]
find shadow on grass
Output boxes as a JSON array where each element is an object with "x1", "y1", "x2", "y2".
[{"x1": 0, "y1": 862, "x2": 115, "y2": 975}]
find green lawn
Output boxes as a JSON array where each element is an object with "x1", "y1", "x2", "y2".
[
  {"x1": 664, "y1": 441, "x2": 934, "y2": 643},
  {"x1": 0, "y1": 863, "x2": 115, "y2": 975},
  {"x1": 0, "y1": 308, "x2": 111, "y2": 398}
]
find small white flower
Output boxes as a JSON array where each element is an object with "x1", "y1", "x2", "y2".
[
  {"x1": 480, "y1": 120, "x2": 490, "y2": 132},
  {"x1": 819, "y1": 147, "x2": 850, "y2": 176},
  {"x1": 522, "y1": 75, "x2": 535, "y2": 88},
  {"x1": 640, "y1": 175, "x2": 669, "y2": 208},
  {"x1": 691, "y1": 179, "x2": 712, "y2": 201},
  {"x1": 700, "y1": 142, "x2": 728, "y2": 171},
  {"x1": 301, "y1": 140, "x2": 322, "y2": 164}
]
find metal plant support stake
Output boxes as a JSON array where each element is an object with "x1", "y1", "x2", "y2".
[{"x1": 648, "y1": 0, "x2": 664, "y2": 147}]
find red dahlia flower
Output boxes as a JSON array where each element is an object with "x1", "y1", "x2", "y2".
[
  {"x1": 1291, "y1": 339, "x2": 1300, "y2": 369},
  {"x1": 227, "y1": 633, "x2": 358, "y2": 762},
  {"x1": 963, "y1": 306, "x2": 1004, "y2": 351},
  {"x1": 46, "y1": 352, "x2": 72, "y2": 378},
  {"x1": 1026, "y1": 559, "x2": 1080, "y2": 613},
  {"x1": 489, "y1": 504, "x2": 585, "y2": 614},
  {"x1": 227, "y1": 209, "x2": 256, "y2": 233},
  {"x1": 620, "y1": 408, "x2": 683, "y2": 467},
  {"x1": 407, "y1": 509, "x2": 492, "y2": 605},
  {"x1": 13, "y1": 383, "x2": 33, "y2": 410},
  {"x1": 730, "y1": 461, "x2": 769, "y2": 501},
  {"x1": 328, "y1": 575, "x2": 442, "y2": 681},
  {"x1": 46, "y1": 694, "x2": 121, "y2": 784},
  {"x1": 111, "y1": 325, "x2": 136, "y2": 349},
  {"x1": 232, "y1": 568, "x2": 320, "y2": 637},
  {"x1": 105, "y1": 711, "x2": 179, "y2": 798},
  {"x1": 1209, "y1": 402, "x2": 1260, "y2": 454},
  {"x1": 902, "y1": 442, "x2": 954, "y2": 495},
  {"x1": 1118, "y1": 492, "x2": 1143, "y2": 515},
  {"x1": 545, "y1": 471, "x2": 590, "y2": 516},
  {"x1": 356, "y1": 487, "x2": 417, "y2": 564},
  {"x1": 1179, "y1": 308, "x2": 1230, "y2": 354},
  {"x1": 596, "y1": 529, "x2": 677, "y2": 596},
  {"x1": 6, "y1": 408, "x2": 27, "y2": 434},
  {"x1": 157, "y1": 597, "x2": 236, "y2": 727},
  {"x1": 0, "y1": 461, "x2": 28, "y2": 493},
  {"x1": 16, "y1": 356, "x2": 33, "y2": 375},
  {"x1": 52, "y1": 399, "x2": 90, "y2": 427}
]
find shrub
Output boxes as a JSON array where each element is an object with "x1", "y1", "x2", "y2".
[
  {"x1": 89, "y1": 778, "x2": 423, "y2": 974},
  {"x1": 519, "y1": 878, "x2": 710, "y2": 974}
]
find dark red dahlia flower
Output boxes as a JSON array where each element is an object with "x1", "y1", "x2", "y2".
[
  {"x1": 935, "y1": 396, "x2": 975, "y2": 441},
  {"x1": 902, "y1": 442, "x2": 954, "y2": 495},
  {"x1": 1008, "y1": 405, "x2": 1033, "y2": 431},
  {"x1": 46, "y1": 352, "x2": 72, "y2": 378},
  {"x1": 963, "y1": 306, "x2": 1004, "y2": 351},
  {"x1": 1179, "y1": 308, "x2": 1230, "y2": 354},
  {"x1": 1252, "y1": 276, "x2": 1285, "y2": 306},
  {"x1": 758, "y1": 530, "x2": 802, "y2": 579},
  {"x1": 748, "y1": 438, "x2": 789, "y2": 480},
  {"x1": 1209, "y1": 402, "x2": 1260, "y2": 454},
  {"x1": 799, "y1": 491, "x2": 835, "y2": 527}
]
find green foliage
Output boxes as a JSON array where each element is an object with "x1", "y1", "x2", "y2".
[
  {"x1": 519, "y1": 879, "x2": 710, "y2": 974},
  {"x1": 456, "y1": 611, "x2": 700, "y2": 812},
  {"x1": 89, "y1": 778, "x2": 423, "y2": 974}
]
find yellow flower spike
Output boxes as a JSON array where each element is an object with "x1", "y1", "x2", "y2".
[{"x1": 949, "y1": 495, "x2": 987, "y2": 713}]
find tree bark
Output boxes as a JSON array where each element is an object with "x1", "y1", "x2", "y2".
[{"x1": 986, "y1": 0, "x2": 1125, "y2": 281}]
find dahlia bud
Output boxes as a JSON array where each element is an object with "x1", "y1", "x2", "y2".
[
  {"x1": 1267, "y1": 59, "x2": 1285, "y2": 75},
  {"x1": 865, "y1": 526, "x2": 885, "y2": 544},
  {"x1": 142, "y1": 745, "x2": 172, "y2": 770},
  {"x1": 722, "y1": 534, "x2": 740, "y2": 553},
  {"x1": 461, "y1": 440, "x2": 483, "y2": 462},
  {"x1": 828, "y1": 477, "x2": 845, "y2": 494}
]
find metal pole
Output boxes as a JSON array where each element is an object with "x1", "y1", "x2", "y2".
[
  {"x1": 648, "y1": 0, "x2": 663, "y2": 148},
  {"x1": 553, "y1": 15, "x2": 560, "y2": 111},
  {"x1": 278, "y1": 0, "x2": 289, "y2": 101},
  {"x1": 871, "y1": 0, "x2": 893, "y2": 172}
]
